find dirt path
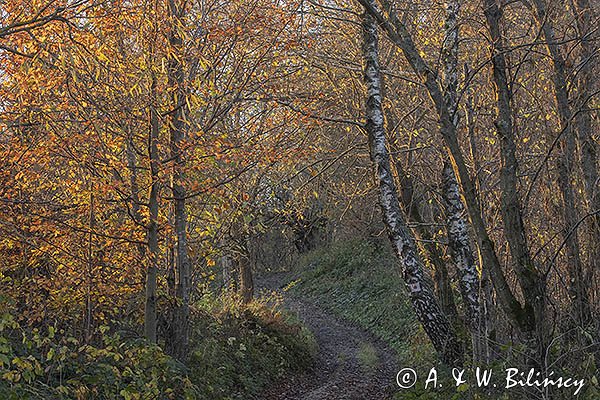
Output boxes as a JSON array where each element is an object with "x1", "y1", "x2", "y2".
[{"x1": 258, "y1": 273, "x2": 399, "y2": 400}]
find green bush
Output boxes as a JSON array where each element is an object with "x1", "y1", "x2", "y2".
[{"x1": 0, "y1": 312, "x2": 198, "y2": 399}]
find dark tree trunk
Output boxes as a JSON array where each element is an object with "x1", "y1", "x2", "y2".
[
  {"x1": 238, "y1": 251, "x2": 254, "y2": 304},
  {"x1": 572, "y1": 0, "x2": 600, "y2": 367},
  {"x1": 144, "y1": 76, "x2": 159, "y2": 344},
  {"x1": 358, "y1": 0, "x2": 523, "y2": 332},
  {"x1": 572, "y1": 0, "x2": 599, "y2": 325},
  {"x1": 358, "y1": 0, "x2": 545, "y2": 365},
  {"x1": 166, "y1": 0, "x2": 190, "y2": 360},
  {"x1": 483, "y1": 0, "x2": 547, "y2": 363},
  {"x1": 529, "y1": 0, "x2": 589, "y2": 327}
]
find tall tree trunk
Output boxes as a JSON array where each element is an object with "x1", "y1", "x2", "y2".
[
  {"x1": 126, "y1": 130, "x2": 147, "y2": 281},
  {"x1": 381, "y1": 64, "x2": 458, "y2": 320},
  {"x1": 144, "y1": 76, "x2": 159, "y2": 344},
  {"x1": 483, "y1": 0, "x2": 547, "y2": 363},
  {"x1": 85, "y1": 190, "x2": 95, "y2": 342},
  {"x1": 220, "y1": 239, "x2": 236, "y2": 292},
  {"x1": 529, "y1": 0, "x2": 589, "y2": 327},
  {"x1": 362, "y1": 8, "x2": 463, "y2": 366},
  {"x1": 167, "y1": 0, "x2": 190, "y2": 359},
  {"x1": 572, "y1": 0, "x2": 600, "y2": 367},
  {"x1": 442, "y1": 162, "x2": 486, "y2": 363},
  {"x1": 572, "y1": 0, "x2": 599, "y2": 318},
  {"x1": 441, "y1": 0, "x2": 459, "y2": 128},
  {"x1": 387, "y1": 127, "x2": 458, "y2": 321},
  {"x1": 465, "y1": 78, "x2": 495, "y2": 362},
  {"x1": 440, "y1": 0, "x2": 486, "y2": 363}
]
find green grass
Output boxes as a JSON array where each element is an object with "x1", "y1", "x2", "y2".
[
  {"x1": 289, "y1": 239, "x2": 456, "y2": 398},
  {"x1": 291, "y1": 239, "x2": 433, "y2": 363},
  {"x1": 289, "y1": 240, "x2": 600, "y2": 400},
  {"x1": 357, "y1": 342, "x2": 379, "y2": 372},
  {"x1": 189, "y1": 291, "x2": 317, "y2": 399}
]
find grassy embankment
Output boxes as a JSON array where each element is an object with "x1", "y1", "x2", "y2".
[{"x1": 289, "y1": 239, "x2": 599, "y2": 399}]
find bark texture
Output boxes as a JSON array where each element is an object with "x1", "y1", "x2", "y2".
[
  {"x1": 362, "y1": 8, "x2": 463, "y2": 366},
  {"x1": 358, "y1": 0, "x2": 546, "y2": 364},
  {"x1": 465, "y1": 77, "x2": 496, "y2": 362},
  {"x1": 442, "y1": 0, "x2": 488, "y2": 362},
  {"x1": 440, "y1": 0, "x2": 486, "y2": 363},
  {"x1": 357, "y1": 0, "x2": 525, "y2": 334},
  {"x1": 387, "y1": 128, "x2": 458, "y2": 320},
  {"x1": 442, "y1": 162, "x2": 486, "y2": 362}
]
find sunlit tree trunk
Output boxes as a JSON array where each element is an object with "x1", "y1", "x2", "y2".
[
  {"x1": 443, "y1": 161, "x2": 487, "y2": 363},
  {"x1": 362, "y1": 8, "x2": 463, "y2": 366},
  {"x1": 385, "y1": 118, "x2": 458, "y2": 321},
  {"x1": 358, "y1": 0, "x2": 544, "y2": 364},
  {"x1": 126, "y1": 131, "x2": 146, "y2": 274},
  {"x1": 572, "y1": 0, "x2": 599, "y2": 319},
  {"x1": 465, "y1": 80, "x2": 495, "y2": 362},
  {"x1": 358, "y1": 0, "x2": 522, "y2": 331}
]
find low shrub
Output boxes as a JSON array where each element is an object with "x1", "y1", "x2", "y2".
[{"x1": 0, "y1": 291, "x2": 316, "y2": 399}]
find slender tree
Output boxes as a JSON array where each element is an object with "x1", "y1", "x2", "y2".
[
  {"x1": 440, "y1": 0, "x2": 486, "y2": 363},
  {"x1": 166, "y1": 0, "x2": 191, "y2": 358},
  {"x1": 362, "y1": 5, "x2": 463, "y2": 366}
]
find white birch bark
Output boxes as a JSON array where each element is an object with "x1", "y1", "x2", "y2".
[
  {"x1": 362, "y1": 8, "x2": 462, "y2": 366},
  {"x1": 357, "y1": 0, "x2": 527, "y2": 337},
  {"x1": 441, "y1": 0, "x2": 486, "y2": 363}
]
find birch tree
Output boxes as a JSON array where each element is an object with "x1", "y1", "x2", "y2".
[
  {"x1": 362, "y1": 5, "x2": 463, "y2": 366},
  {"x1": 440, "y1": 0, "x2": 487, "y2": 363},
  {"x1": 357, "y1": 0, "x2": 548, "y2": 364}
]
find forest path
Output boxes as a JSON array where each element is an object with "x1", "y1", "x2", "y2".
[{"x1": 257, "y1": 272, "x2": 399, "y2": 400}]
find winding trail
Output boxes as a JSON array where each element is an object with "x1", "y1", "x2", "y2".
[{"x1": 258, "y1": 273, "x2": 399, "y2": 400}]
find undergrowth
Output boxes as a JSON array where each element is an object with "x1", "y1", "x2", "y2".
[{"x1": 0, "y1": 291, "x2": 316, "y2": 399}]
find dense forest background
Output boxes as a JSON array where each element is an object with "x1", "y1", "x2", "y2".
[{"x1": 0, "y1": 0, "x2": 598, "y2": 398}]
